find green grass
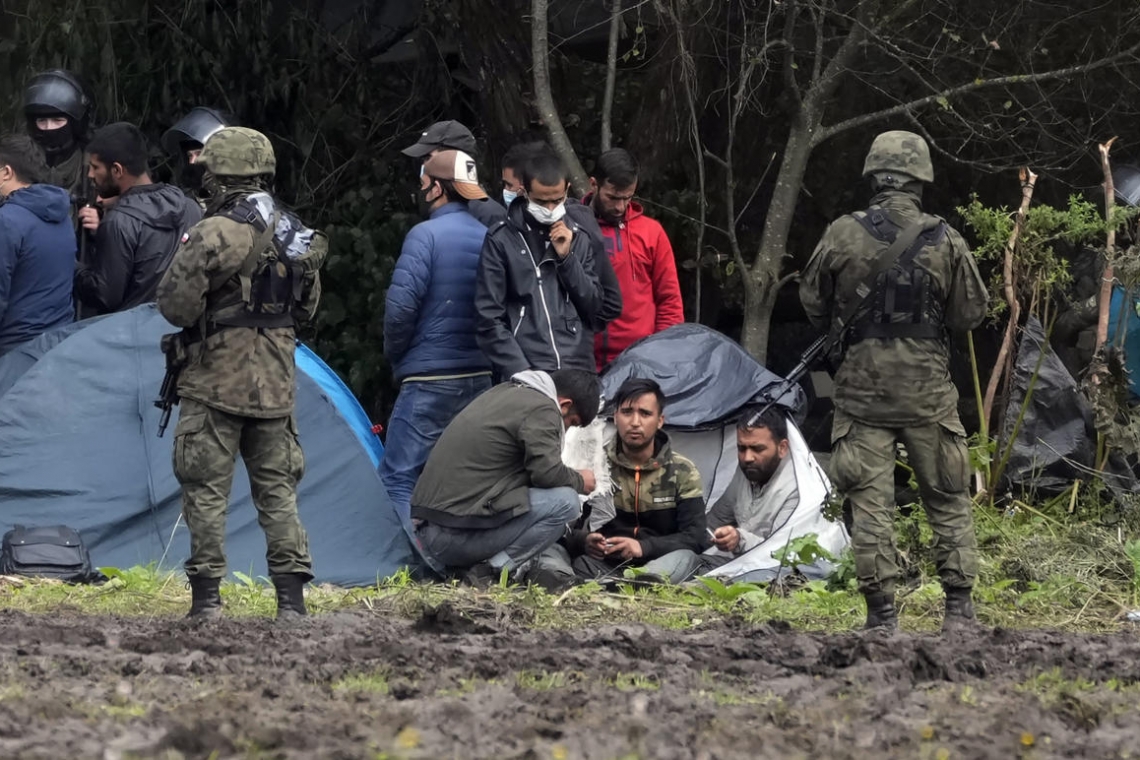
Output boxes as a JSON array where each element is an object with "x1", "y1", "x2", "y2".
[
  {"x1": 0, "y1": 498, "x2": 1138, "y2": 633},
  {"x1": 332, "y1": 669, "x2": 391, "y2": 695}
]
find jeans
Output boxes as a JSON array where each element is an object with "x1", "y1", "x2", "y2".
[
  {"x1": 570, "y1": 549, "x2": 704, "y2": 584},
  {"x1": 417, "y1": 487, "x2": 581, "y2": 572},
  {"x1": 378, "y1": 375, "x2": 491, "y2": 519}
]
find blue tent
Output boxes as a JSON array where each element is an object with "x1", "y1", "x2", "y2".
[{"x1": 0, "y1": 305, "x2": 418, "y2": 586}]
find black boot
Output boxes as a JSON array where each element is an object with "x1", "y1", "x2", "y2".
[
  {"x1": 863, "y1": 591, "x2": 898, "y2": 631},
  {"x1": 186, "y1": 576, "x2": 223, "y2": 619},
  {"x1": 942, "y1": 587, "x2": 977, "y2": 632},
  {"x1": 272, "y1": 573, "x2": 308, "y2": 619}
]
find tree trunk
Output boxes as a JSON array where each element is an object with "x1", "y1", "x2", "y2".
[
  {"x1": 739, "y1": 117, "x2": 817, "y2": 363},
  {"x1": 531, "y1": 0, "x2": 589, "y2": 193},
  {"x1": 600, "y1": 0, "x2": 622, "y2": 153}
]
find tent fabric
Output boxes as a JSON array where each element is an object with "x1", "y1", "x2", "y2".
[
  {"x1": 1000, "y1": 316, "x2": 1097, "y2": 494},
  {"x1": 0, "y1": 305, "x2": 418, "y2": 586},
  {"x1": 599, "y1": 323, "x2": 807, "y2": 429},
  {"x1": 589, "y1": 324, "x2": 846, "y2": 582}
]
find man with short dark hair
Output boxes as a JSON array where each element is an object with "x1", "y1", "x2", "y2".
[
  {"x1": 565, "y1": 377, "x2": 708, "y2": 584},
  {"x1": 476, "y1": 150, "x2": 621, "y2": 378},
  {"x1": 586, "y1": 149, "x2": 683, "y2": 371},
  {"x1": 0, "y1": 135, "x2": 76, "y2": 353},
  {"x1": 75, "y1": 122, "x2": 201, "y2": 314},
  {"x1": 411, "y1": 369, "x2": 600, "y2": 585},
  {"x1": 700, "y1": 406, "x2": 797, "y2": 571},
  {"x1": 380, "y1": 150, "x2": 494, "y2": 519}
]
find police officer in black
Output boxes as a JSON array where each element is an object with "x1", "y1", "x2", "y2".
[{"x1": 23, "y1": 69, "x2": 93, "y2": 199}]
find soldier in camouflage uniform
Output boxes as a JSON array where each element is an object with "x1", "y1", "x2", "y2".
[
  {"x1": 563, "y1": 378, "x2": 709, "y2": 584},
  {"x1": 156, "y1": 127, "x2": 327, "y2": 620},
  {"x1": 800, "y1": 131, "x2": 989, "y2": 631}
]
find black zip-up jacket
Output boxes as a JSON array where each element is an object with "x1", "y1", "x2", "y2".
[
  {"x1": 476, "y1": 199, "x2": 622, "y2": 379},
  {"x1": 75, "y1": 182, "x2": 202, "y2": 315}
]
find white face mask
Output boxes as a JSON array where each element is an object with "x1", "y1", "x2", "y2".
[
  {"x1": 527, "y1": 200, "x2": 566, "y2": 226},
  {"x1": 502, "y1": 189, "x2": 518, "y2": 206}
]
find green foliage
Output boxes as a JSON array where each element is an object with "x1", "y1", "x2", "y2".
[{"x1": 771, "y1": 532, "x2": 835, "y2": 568}]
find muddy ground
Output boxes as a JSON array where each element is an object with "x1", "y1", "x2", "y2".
[{"x1": 0, "y1": 603, "x2": 1138, "y2": 760}]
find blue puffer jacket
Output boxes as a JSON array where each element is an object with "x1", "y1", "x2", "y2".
[
  {"x1": 0, "y1": 184, "x2": 76, "y2": 354},
  {"x1": 384, "y1": 203, "x2": 492, "y2": 382}
]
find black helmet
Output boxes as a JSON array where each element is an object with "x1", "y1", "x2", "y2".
[
  {"x1": 162, "y1": 107, "x2": 232, "y2": 157},
  {"x1": 24, "y1": 69, "x2": 92, "y2": 126}
]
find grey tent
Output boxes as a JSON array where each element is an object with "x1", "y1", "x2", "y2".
[{"x1": 0, "y1": 305, "x2": 419, "y2": 586}]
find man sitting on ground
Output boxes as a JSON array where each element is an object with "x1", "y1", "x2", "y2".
[
  {"x1": 411, "y1": 369, "x2": 599, "y2": 585},
  {"x1": 700, "y1": 406, "x2": 798, "y2": 572},
  {"x1": 564, "y1": 378, "x2": 708, "y2": 584}
]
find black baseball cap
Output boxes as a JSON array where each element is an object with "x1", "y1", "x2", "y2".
[{"x1": 401, "y1": 120, "x2": 478, "y2": 158}]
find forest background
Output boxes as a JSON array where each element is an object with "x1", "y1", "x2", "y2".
[{"x1": 3, "y1": 0, "x2": 1140, "y2": 425}]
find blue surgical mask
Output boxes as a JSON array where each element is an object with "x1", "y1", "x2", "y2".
[
  {"x1": 527, "y1": 200, "x2": 567, "y2": 226},
  {"x1": 502, "y1": 189, "x2": 518, "y2": 206}
]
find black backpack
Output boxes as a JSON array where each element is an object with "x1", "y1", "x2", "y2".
[{"x1": 0, "y1": 525, "x2": 104, "y2": 584}]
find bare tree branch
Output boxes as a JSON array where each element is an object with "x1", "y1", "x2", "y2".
[
  {"x1": 814, "y1": 40, "x2": 1140, "y2": 145},
  {"x1": 531, "y1": 0, "x2": 589, "y2": 192},
  {"x1": 600, "y1": 0, "x2": 623, "y2": 152}
]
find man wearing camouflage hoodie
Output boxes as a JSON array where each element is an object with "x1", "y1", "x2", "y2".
[
  {"x1": 156, "y1": 127, "x2": 326, "y2": 621},
  {"x1": 800, "y1": 131, "x2": 989, "y2": 632}
]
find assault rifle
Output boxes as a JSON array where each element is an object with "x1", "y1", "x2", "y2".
[
  {"x1": 744, "y1": 333, "x2": 829, "y2": 428},
  {"x1": 155, "y1": 333, "x2": 189, "y2": 437}
]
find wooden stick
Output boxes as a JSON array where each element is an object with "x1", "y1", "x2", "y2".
[
  {"x1": 1095, "y1": 137, "x2": 1119, "y2": 354},
  {"x1": 983, "y1": 167, "x2": 1038, "y2": 431}
]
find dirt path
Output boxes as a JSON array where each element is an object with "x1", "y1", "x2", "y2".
[{"x1": 0, "y1": 604, "x2": 1137, "y2": 759}]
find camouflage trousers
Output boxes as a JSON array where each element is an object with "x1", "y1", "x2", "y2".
[
  {"x1": 829, "y1": 408, "x2": 977, "y2": 596},
  {"x1": 173, "y1": 398, "x2": 313, "y2": 580}
]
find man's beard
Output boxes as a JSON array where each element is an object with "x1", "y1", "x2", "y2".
[{"x1": 741, "y1": 458, "x2": 779, "y2": 486}]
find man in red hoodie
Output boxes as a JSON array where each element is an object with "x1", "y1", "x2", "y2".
[{"x1": 587, "y1": 149, "x2": 684, "y2": 371}]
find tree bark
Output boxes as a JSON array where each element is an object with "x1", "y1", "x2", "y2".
[
  {"x1": 600, "y1": 0, "x2": 622, "y2": 153},
  {"x1": 738, "y1": 116, "x2": 818, "y2": 362},
  {"x1": 531, "y1": 0, "x2": 589, "y2": 193},
  {"x1": 983, "y1": 167, "x2": 1037, "y2": 431}
]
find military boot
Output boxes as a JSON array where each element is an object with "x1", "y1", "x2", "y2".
[
  {"x1": 271, "y1": 573, "x2": 308, "y2": 620},
  {"x1": 863, "y1": 591, "x2": 898, "y2": 631},
  {"x1": 942, "y1": 586, "x2": 977, "y2": 633},
  {"x1": 186, "y1": 576, "x2": 223, "y2": 619}
]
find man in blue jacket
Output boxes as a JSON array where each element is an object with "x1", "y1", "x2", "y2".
[
  {"x1": 0, "y1": 135, "x2": 76, "y2": 355},
  {"x1": 380, "y1": 149, "x2": 494, "y2": 518}
]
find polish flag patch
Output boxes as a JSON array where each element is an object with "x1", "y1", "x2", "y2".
[{"x1": 180, "y1": 233, "x2": 190, "y2": 244}]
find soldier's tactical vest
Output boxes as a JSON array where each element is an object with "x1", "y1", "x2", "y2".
[
  {"x1": 848, "y1": 207, "x2": 948, "y2": 345},
  {"x1": 198, "y1": 197, "x2": 320, "y2": 337}
]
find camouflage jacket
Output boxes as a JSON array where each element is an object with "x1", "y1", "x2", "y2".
[
  {"x1": 45, "y1": 149, "x2": 86, "y2": 201},
  {"x1": 800, "y1": 190, "x2": 988, "y2": 427},
  {"x1": 573, "y1": 431, "x2": 708, "y2": 560},
  {"x1": 156, "y1": 196, "x2": 323, "y2": 418}
]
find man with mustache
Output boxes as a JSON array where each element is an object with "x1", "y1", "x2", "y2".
[{"x1": 700, "y1": 406, "x2": 797, "y2": 571}]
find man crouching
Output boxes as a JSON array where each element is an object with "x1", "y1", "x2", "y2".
[{"x1": 411, "y1": 369, "x2": 599, "y2": 586}]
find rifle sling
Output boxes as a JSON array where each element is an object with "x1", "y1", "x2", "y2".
[{"x1": 829, "y1": 215, "x2": 942, "y2": 344}]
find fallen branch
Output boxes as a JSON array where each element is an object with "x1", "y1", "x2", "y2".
[{"x1": 983, "y1": 166, "x2": 1038, "y2": 431}]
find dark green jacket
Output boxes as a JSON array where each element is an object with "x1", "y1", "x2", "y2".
[{"x1": 410, "y1": 376, "x2": 585, "y2": 528}]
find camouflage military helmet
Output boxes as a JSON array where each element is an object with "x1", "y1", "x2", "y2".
[
  {"x1": 862, "y1": 130, "x2": 934, "y2": 183},
  {"x1": 198, "y1": 127, "x2": 276, "y2": 177}
]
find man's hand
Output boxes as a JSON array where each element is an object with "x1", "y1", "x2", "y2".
[
  {"x1": 585, "y1": 532, "x2": 607, "y2": 560},
  {"x1": 550, "y1": 220, "x2": 573, "y2": 259},
  {"x1": 713, "y1": 526, "x2": 741, "y2": 553},
  {"x1": 78, "y1": 205, "x2": 100, "y2": 232},
  {"x1": 604, "y1": 536, "x2": 643, "y2": 560},
  {"x1": 577, "y1": 469, "x2": 596, "y2": 494}
]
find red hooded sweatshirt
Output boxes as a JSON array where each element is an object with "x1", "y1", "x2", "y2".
[{"x1": 586, "y1": 198, "x2": 684, "y2": 371}]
